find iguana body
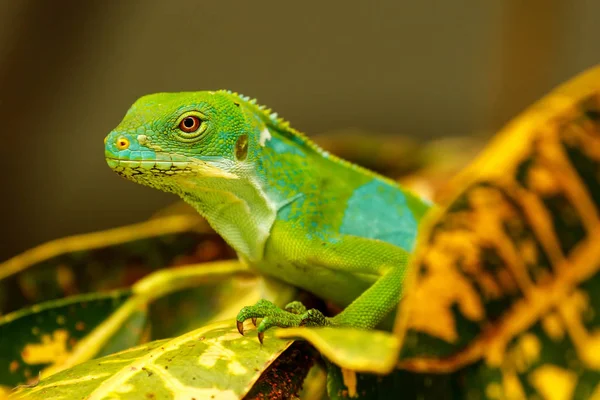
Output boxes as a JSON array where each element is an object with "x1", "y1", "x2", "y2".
[{"x1": 104, "y1": 91, "x2": 430, "y2": 339}]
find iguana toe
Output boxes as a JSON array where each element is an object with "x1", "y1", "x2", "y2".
[
  {"x1": 236, "y1": 299, "x2": 331, "y2": 342},
  {"x1": 284, "y1": 301, "x2": 308, "y2": 314}
]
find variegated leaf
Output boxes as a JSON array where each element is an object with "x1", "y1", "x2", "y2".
[
  {"x1": 11, "y1": 321, "x2": 294, "y2": 400},
  {"x1": 395, "y1": 66, "x2": 600, "y2": 398},
  {"x1": 0, "y1": 290, "x2": 131, "y2": 389},
  {"x1": 0, "y1": 215, "x2": 234, "y2": 315}
]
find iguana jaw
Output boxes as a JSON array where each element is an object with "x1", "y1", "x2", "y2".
[{"x1": 105, "y1": 156, "x2": 239, "y2": 180}]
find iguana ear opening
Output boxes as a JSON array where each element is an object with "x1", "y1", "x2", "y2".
[{"x1": 235, "y1": 134, "x2": 249, "y2": 161}]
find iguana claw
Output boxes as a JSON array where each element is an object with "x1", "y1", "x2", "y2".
[
  {"x1": 236, "y1": 318, "x2": 265, "y2": 343},
  {"x1": 236, "y1": 299, "x2": 330, "y2": 342}
]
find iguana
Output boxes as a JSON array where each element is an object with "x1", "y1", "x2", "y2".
[{"x1": 104, "y1": 91, "x2": 430, "y2": 342}]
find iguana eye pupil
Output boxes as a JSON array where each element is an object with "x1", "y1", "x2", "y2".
[
  {"x1": 116, "y1": 137, "x2": 130, "y2": 150},
  {"x1": 179, "y1": 116, "x2": 201, "y2": 133}
]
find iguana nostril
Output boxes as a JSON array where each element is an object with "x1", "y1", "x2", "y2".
[{"x1": 116, "y1": 137, "x2": 130, "y2": 150}]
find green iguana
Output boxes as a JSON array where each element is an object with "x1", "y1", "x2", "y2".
[{"x1": 104, "y1": 91, "x2": 430, "y2": 342}]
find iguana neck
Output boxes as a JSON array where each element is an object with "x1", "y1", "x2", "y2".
[
  {"x1": 179, "y1": 177, "x2": 277, "y2": 262},
  {"x1": 179, "y1": 132, "x2": 322, "y2": 263}
]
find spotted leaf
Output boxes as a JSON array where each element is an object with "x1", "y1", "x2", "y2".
[
  {"x1": 11, "y1": 321, "x2": 295, "y2": 400},
  {"x1": 0, "y1": 290, "x2": 132, "y2": 388},
  {"x1": 395, "y1": 66, "x2": 600, "y2": 398},
  {"x1": 0, "y1": 214, "x2": 235, "y2": 316}
]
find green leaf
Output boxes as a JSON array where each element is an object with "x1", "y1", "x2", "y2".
[
  {"x1": 2, "y1": 260, "x2": 261, "y2": 389},
  {"x1": 0, "y1": 290, "x2": 131, "y2": 387},
  {"x1": 0, "y1": 214, "x2": 234, "y2": 315},
  {"x1": 11, "y1": 320, "x2": 293, "y2": 400},
  {"x1": 276, "y1": 327, "x2": 400, "y2": 374}
]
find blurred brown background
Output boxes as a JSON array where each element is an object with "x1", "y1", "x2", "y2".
[{"x1": 0, "y1": 1, "x2": 598, "y2": 260}]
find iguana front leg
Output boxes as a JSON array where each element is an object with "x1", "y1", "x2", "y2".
[{"x1": 236, "y1": 236, "x2": 410, "y2": 341}]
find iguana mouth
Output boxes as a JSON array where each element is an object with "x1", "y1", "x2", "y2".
[
  {"x1": 105, "y1": 158, "x2": 191, "y2": 169},
  {"x1": 105, "y1": 158, "x2": 239, "y2": 179}
]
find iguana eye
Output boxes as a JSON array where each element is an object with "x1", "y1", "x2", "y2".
[
  {"x1": 175, "y1": 113, "x2": 208, "y2": 142},
  {"x1": 116, "y1": 137, "x2": 130, "y2": 150},
  {"x1": 179, "y1": 116, "x2": 201, "y2": 133}
]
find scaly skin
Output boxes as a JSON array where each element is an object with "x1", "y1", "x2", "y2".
[{"x1": 104, "y1": 91, "x2": 430, "y2": 341}]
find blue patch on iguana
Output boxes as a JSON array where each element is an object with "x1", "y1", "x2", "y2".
[
  {"x1": 340, "y1": 178, "x2": 418, "y2": 251},
  {"x1": 267, "y1": 135, "x2": 307, "y2": 158}
]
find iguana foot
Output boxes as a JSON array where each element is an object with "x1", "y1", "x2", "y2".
[{"x1": 236, "y1": 299, "x2": 329, "y2": 343}]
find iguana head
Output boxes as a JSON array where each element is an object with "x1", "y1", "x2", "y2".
[
  {"x1": 104, "y1": 91, "x2": 300, "y2": 259},
  {"x1": 104, "y1": 91, "x2": 268, "y2": 191}
]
